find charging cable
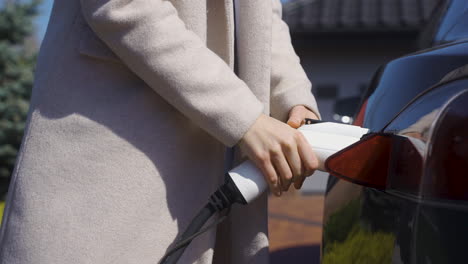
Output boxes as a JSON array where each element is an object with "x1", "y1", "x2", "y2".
[
  {"x1": 159, "y1": 176, "x2": 246, "y2": 264},
  {"x1": 159, "y1": 121, "x2": 369, "y2": 263}
]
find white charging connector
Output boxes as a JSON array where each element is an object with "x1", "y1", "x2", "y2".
[
  {"x1": 161, "y1": 122, "x2": 370, "y2": 264},
  {"x1": 228, "y1": 122, "x2": 369, "y2": 204}
]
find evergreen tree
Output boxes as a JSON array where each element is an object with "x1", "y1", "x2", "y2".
[{"x1": 0, "y1": 1, "x2": 39, "y2": 197}]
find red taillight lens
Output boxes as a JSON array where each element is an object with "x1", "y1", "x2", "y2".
[
  {"x1": 387, "y1": 136, "x2": 424, "y2": 194},
  {"x1": 326, "y1": 90, "x2": 468, "y2": 201},
  {"x1": 325, "y1": 134, "x2": 392, "y2": 189}
]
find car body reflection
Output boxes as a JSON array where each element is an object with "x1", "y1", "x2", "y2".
[{"x1": 322, "y1": 0, "x2": 468, "y2": 263}]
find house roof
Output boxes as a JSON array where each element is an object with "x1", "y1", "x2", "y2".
[{"x1": 282, "y1": 0, "x2": 442, "y2": 33}]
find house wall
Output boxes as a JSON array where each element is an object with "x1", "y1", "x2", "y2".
[{"x1": 294, "y1": 35, "x2": 418, "y2": 121}]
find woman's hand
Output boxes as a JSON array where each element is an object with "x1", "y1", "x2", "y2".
[
  {"x1": 286, "y1": 105, "x2": 320, "y2": 187},
  {"x1": 238, "y1": 114, "x2": 319, "y2": 196}
]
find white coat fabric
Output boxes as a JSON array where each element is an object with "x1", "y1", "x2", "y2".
[{"x1": 0, "y1": 0, "x2": 319, "y2": 263}]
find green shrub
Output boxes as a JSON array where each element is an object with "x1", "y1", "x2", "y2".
[
  {"x1": 0, "y1": 1, "x2": 39, "y2": 198},
  {"x1": 322, "y1": 196, "x2": 396, "y2": 264},
  {"x1": 323, "y1": 198, "x2": 361, "y2": 247},
  {"x1": 322, "y1": 229, "x2": 395, "y2": 264}
]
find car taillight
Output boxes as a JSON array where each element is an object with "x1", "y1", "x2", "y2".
[
  {"x1": 386, "y1": 136, "x2": 424, "y2": 194},
  {"x1": 423, "y1": 90, "x2": 468, "y2": 201},
  {"x1": 325, "y1": 133, "x2": 426, "y2": 191},
  {"x1": 325, "y1": 133, "x2": 392, "y2": 189},
  {"x1": 326, "y1": 89, "x2": 468, "y2": 202}
]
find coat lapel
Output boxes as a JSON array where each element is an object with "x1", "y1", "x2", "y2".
[
  {"x1": 204, "y1": 0, "x2": 235, "y2": 68},
  {"x1": 234, "y1": 0, "x2": 272, "y2": 113}
]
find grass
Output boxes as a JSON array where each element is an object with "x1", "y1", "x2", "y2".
[{"x1": 0, "y1": 201, "x2": 4, "y2": 223}]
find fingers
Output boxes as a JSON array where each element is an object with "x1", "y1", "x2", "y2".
[
  {"x1": 286, "y1": 106, "x2": 320, "y2": 190},
  {"x1": 287, "y1": 106, "x2": 305, "y2": 129},
  {"x1": 295, "y1": 134, "x2": 319, "y2": 189},
  {"x1": 238, "y1": 113, "x2": 320, "y2": 195},
  {"x1": 283, "y1": 135, "x2": 303, "y2": 189},
  {"x1": 297, "y1": 133, "x2": 319, "y2": 176},
  {"x1": 271, "y1": 149, "x2": 293, "y2": 192},
  {"x1": 253, "y1": 131, "x2": 316, "y2": 194},
  {"x1": 293, "y1": 167, "x2": 306, "y2": 190},
  {"x1": 257, "y1": 158, "x2": 282, "y2": 197}
]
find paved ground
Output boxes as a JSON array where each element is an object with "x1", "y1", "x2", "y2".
[{"x1": 268, "y1": 192, "x2": 324, "y2": 264}]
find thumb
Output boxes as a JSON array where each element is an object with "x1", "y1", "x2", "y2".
[{"x1": 287, "y1": 107, "x2": 305, "y2": 128}]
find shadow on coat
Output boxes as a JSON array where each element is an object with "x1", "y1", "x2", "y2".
[{"x1": 20, "y1": 23, "x2": 226, "y2": 262}]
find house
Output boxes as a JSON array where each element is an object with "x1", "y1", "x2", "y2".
[
  {"x1": 283, "y1": 0, "x2": 440, "y2": 122},
  {"x1": 282, "y1": 0, "x2": 441, "y2": 192}
]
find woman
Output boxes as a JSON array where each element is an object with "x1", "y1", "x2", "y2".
[{"x1": 0, "y1": 0, "x2": 320, "y2": 263}]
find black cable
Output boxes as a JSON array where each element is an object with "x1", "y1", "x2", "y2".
[
  {"x1": 159, "y1": 203, "x2": 218, "y2": 264},
  {"x1": 159, "y1": 206, "x2": 231, "y2": 264},
  {"x1": 159, "y1": 176, "x2": 245, "y2": 264}
]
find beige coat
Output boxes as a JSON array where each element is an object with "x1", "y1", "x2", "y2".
[{"x1": 0, "y1": 0, "x2": 319, "y2": 263}]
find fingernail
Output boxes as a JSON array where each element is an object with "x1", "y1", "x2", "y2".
[{"x1": 287, "y1": 120, "x2": 300, "y2": 128}]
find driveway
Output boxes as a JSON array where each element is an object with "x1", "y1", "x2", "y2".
[{"x1": 269, "y1": 192, "x2": 324, "y2": 264}]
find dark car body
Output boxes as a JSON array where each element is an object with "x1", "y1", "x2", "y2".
[{"x1": 322, "y1": 1, "x2": 468, "y2": 263}]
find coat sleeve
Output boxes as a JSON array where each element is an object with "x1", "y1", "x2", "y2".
[
  {"x1": 270, "y1": 0, "x2": 321, "y2": 122},
  {"x1": 79, "y1": 0, "x2": 264, "y2": 147}
]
